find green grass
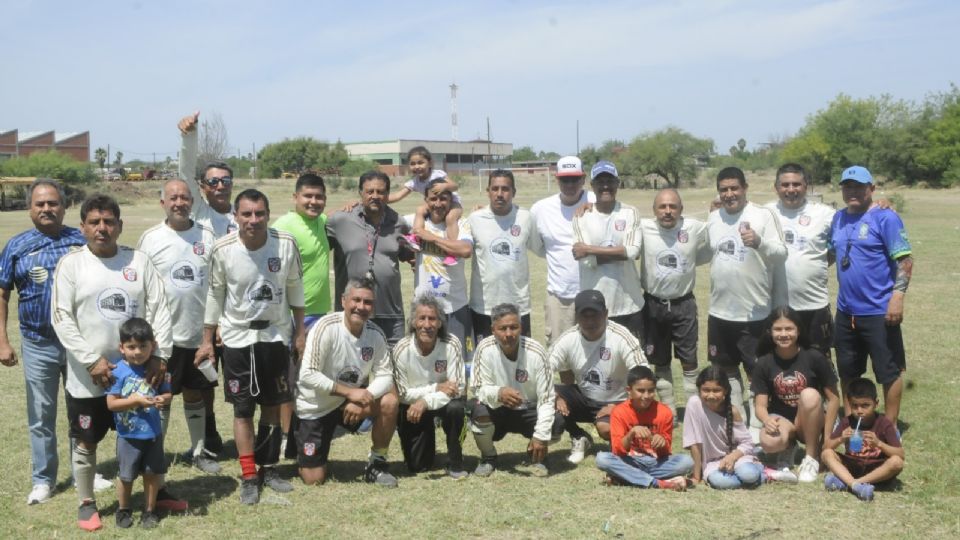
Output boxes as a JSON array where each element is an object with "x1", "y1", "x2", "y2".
[{"x1": 0, "y1": 176, "x2": 957, "y2": 538}]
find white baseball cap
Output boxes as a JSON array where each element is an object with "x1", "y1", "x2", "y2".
[{"x1": 556, "y1": 156, "x2": 584, "y2": 177}]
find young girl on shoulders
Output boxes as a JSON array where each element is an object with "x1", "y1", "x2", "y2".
[
  {"x1": 683, "y1": 366, "x2": 762, "y2": 489},
  {"x1": 394, "y1": 147, "x2": 462, "y2": 265}
]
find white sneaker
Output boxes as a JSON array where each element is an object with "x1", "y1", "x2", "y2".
[
  {"x1": 568, "y1": 434, "x2": 592, "y2": 464},
  {"x1": 93, "y1": 473, "x2": 113, "y2": 492},
  {"x1": 798, "y1": 455, "x2": 820, "y2": 483},
  {"x1": 765, "y1": 466, "x2": 798, "y2": 483},
  {"x1": 27, "y1": 483, "x2": 52, "y2": 505}
]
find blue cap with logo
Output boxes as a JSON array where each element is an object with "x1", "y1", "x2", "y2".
[
  {"x1": 840, "y1": 165, "x2": 873, "y2": 184},
  {"x1": 591, "y1": 160, "x2": 619, "y2": 181}
]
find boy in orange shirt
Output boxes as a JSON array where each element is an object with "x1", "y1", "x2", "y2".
[{"x1": 596, "y1": 366, "x2": 692, "y2": 490}]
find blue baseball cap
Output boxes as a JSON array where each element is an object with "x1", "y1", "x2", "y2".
[
  {"x1": 840, "y1": 165, "x2": 873, "y2": 184},
  {"x1": 591, "y1": 160, "x2": 618, "y2": 180}
]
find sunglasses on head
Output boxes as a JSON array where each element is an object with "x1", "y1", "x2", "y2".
[{"x1": 203, "y1": 176, "x2": 233, "y2": 187}]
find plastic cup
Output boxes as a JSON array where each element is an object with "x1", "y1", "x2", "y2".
[
  {"x1": 848, "y1": 432, "x2": 863, "y2": 453},
  {"x1": 197, "y1": 359, "x2": 218, "y2": 383}
]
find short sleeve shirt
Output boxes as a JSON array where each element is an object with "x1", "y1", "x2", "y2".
[
  {"x1": 751, "y1": 348, "x2": 838, "y2": 418},
  {"x1": 109, "y1": 359, "x2": 171, "y2": 440},
  {"x1": 766, "y1": 201, "x2": 835, "y2": 311},
  {"x1": 273, "y1": 211, "x2": 331, "y2": 315},
  {"x1": 414, "y1": 217, "x2": 472, "y2": 313}
]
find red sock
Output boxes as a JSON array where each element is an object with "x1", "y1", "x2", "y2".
[{"x1": 239, "y1": 454, "x2": 257, "y2": 479}]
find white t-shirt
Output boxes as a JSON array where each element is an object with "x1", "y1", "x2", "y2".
[
  {"x1": 179, "y1": 130, "x2": 238, "y2": 238},
  {"x1": 137, "y1": 221, "x2": 215, "y2": 348},
  {"x1": 472, "y1": 335, "x2": 556, "y2": 442},
  {"x1": 413, "y1": 217, "x2": 472, "y2": 313},
  {"x1": 296, "y1": 312, "x2": 393, "y2": 419},
  {"x1": 52, "y1": 246, "x2": 173, "y2": 398},
  {"x1": 467, "y1": 205, "x2": 544, "y2": 315},
  {"x1": 392, "y1": 334, "x2": 465, "y2": 409},
  {"x1": 530, "y1": 190, "x2": 596, "y2": 299},
  {"x1": 204, "y1": 229, "x2": 306, "y2": 348},
  {"x1": 639, "y1": 217, "x2": 712, "y2": 299},
  {"x1": 573, "y1": 202, "x2": 645, "y2": 316},
  {"x1": 548, "y1": 321, "x2": 649, "y2": 403},
  {"x1": 765, "y1": 200, "x2": 835, "y2": 311},
  {"x1": 707, "y1": 202, "x2": 787, "y2": 322}
]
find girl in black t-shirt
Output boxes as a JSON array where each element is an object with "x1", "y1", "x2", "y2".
[{"x1": 752, "y1": 306, "x2": 841, "y2": 483}]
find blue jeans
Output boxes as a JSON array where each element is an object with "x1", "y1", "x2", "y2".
[
  {"x1": 706, "y1": 462, "x2": 763, "y2": 489},
  {"x1": 21, "y1": 336, "x2": 67, "y2": 486},
  {"x1": 595, "y1": 451, "x2": 694, "y2": 488}
]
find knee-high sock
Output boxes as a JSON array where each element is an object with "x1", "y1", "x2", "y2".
[
  {"x1": 682, "y1": 369, "x2": 699, "y2": 401},
  {"x1": 728, "y1": 376, "x2": 747, "y2": 425},
  {"x1": 471, "y1": 420, "x2": 496, "y2": 459},
  {"x1": 254, "y1": 424, "x2": 282, "y2": 467},
  {"x1": 73, "y1": 445, "x2": 96, "y2": 503},
  {"x1": 655, "y1": 366, "x2": 676, "y2": 413},
  {"x1": 159, "y1": 406, "x2": 172, "y2": 439},
  {"x1": 183, "y1": 400, "x2": 206, "y2": 457}
]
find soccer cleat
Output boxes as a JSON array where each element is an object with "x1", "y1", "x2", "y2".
[
  {"x1": 530, "y1": 463, "x2": 549, "y2": 477},
  {"x1": 824, "y1": 473, "x2": 847, "y2": 492},
  {"x1": 260, "y1": 467, "x2": 294, "y2": 493},
  {"x1": 26, "y1": 483, "x2": 52, "y2": 505},
  {"x1": 442, "y1": 255, "x2": 458, "y2": 266},
  {"x1": 156, "y1": 487, "x2": 189, "y2": 512},
  {"x1": 115, "y1": 508, "x2": 134, "y2": 529},
  {"x1": 139, "y1": 510, "x2": 160, "y2": 529},
  {"x1": 446, "y1": 467, "x2": 469, "y2": 480},
  {"x1": 239, "y1": 477, "x2": 260, "y2": 505},
  {"x1": 851, "y1": 482, "x2": 875, "y2": 502},
  {"x1": 567, "y1": 434, "x2": 593, "y2": 464},
  {"x1": 363, "y1": 458, "x2": 398, "y2": 488},
  {"x1": 194, "y1": 453, "x2": 222, "y2": 474},
  {"x1": 764, "y1": 466, "x2": 798, "y2": 483},
  {"x1": 77, "y1": 500, "x2": 102, "y2": 531},
  {"x1": 473, "y1": 459, "x2": 496, "y2": 478},
  {"x1": 797, "y1": 455, "x2": 820, "y2": 483},
  {"x1": 402, "y1": 234, "x2": 422, "y2": 252}
]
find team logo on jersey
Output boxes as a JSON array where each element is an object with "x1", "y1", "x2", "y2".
[
  {"x1": 79, "y1": 414, "x2": 91, "y2": 430},
  {"x1": 248, "y1": 280, "x2": 280, "y2": 303},
  {"x1": 361, "y1": 346, "x2": 374, "y2": 362},
  {"x1": 303, "y1": 442, "x2": 316, "y2": 456},
  {"x1": 122, "y1": 267, "x2": 138, "y2": 281},
  {"x1": 709, "y1": 345, "x2": 717, "y2": 357},
  {"x1": 799, "y1": 215, "x2": 811, "y2": 226},
  {"x1": 434, "y1": 359, "x2": 447, "y2": 373},
  {"x1": 515, "y1": 368, "x2": 528, "y2": 383},
  {"x1": 773, "y1": 370, "x2": 808, "y2": 407},
  {"x1": 858, "y1": 223, "x2": 870, "y2": 239},
  {"x1": 228, "y1": 379, "x2": 240, "y2": 394},
  {"x1": 646, "y1": 344, "x2": 655, "y2": 355},
  {"x1": 510, "y1": 224, "x2": 521, "y2": 237},
  {"x1": 599, "y1": 347, "x2": 611, "y2": 361},
  {"x1": 268, "y1": 257, "x2": 281, "y2": 272},
  {"x1": 784, "y1": 229, "x2": 796, "y2": 245},
  {"x1": 96, "y1": 288, "x2": 132, "y2": 321},
  {"x1": 29, "y1": 266, "x2": 48, "y2": 284},
  {"x1": 614, "y1": 219, "x2": 626, "y2": 232},
  {"x1": 584, "y1": 369, "x2": 601, "y2": 386},
  {"x1": 192, "y1": 241, "x2": 206, "y2": 255},
  {"x1": 657, "y1": 250, "x2": 680, "y2": 271},
  {"x1": 227, "y1": 223, "x2": 238, "y2": 233},
  {"x1": 337, "y1": 367, "x2": 362, "y2": 386},
  {"x1": 677, "y1": 230, "x2": 688, "y2": 243}
]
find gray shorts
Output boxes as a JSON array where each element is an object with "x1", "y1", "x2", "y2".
[{"x1": 117, "y1": 436, "x2": 167, "y2": 481}]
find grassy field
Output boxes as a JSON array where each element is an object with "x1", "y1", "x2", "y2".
[{"x1": 0, "y1": 175, "x2": 957, "y2": 538}]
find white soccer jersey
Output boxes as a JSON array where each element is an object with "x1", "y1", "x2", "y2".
[
  {"x1": 573, "y1": 202, "x2": 645, "y2": 316},
  {"x1": 530, "y1": 190, "x2": 597, "y2": 299},
  {"x1": 52, "y1": 246, "x2": 173, "y2": 398},
  {"x1": 414, "y1": 217, "x2": 471, "y2": 313},
  {"x1": 707, "y1": 202, "x2": 787, "y2": 322},
  {"x1": 549, "y1": 321, "x2": 649, "y2": 403},
  {"x1": 639, "y1": 217, "x2": 712, "y2": 299},
  {"x1": 179, "y1": 130, "x2": 237, "y2": 237},
  {"x1": 296, "y1": 312, "x2": 393, "y2": 419},
  {"x1": 137, "y1": 221, "x2": 215, "y2": 348},
  {"x1": 392, "y1": 334, "x2": 465, "y2": 409},
  {"x1": 204, "y1": 229, "x2": 305, "y2": 348},
  {"x1": 467, "y1": 206, "x2": 544, "y2": 315},
  {"x1": 472, "y1": 335, "x2": 555, "y2": 442},
  {"x1": 765, "y1": 200, "x2": 835, "y2": 311}
]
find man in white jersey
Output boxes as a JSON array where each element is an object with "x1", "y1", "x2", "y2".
[
  {"x1": 196, "y1": 189, "x2": 306, "y2": 505},
  {"x1": 766, "y1": 163, "x2": 836, "y2": 358},
  {"x1": 295, "y1": 278, "x2": 399, "y2": 487},
  {"x1": 706, "y1": 166, "x2": 787, "y2": 422},
  {"x1": 393, "y1": 295, "x2": 467, "y2": 477},
  {"x1": 469, "y1": 303, "x2": 563, "y2": 477},
  {"x1": 52, "y1": 194, "x2": 174, "y2": 531},
  {"x1": 137, "y1": 178, "x2": 221, "y2": 474},
  {"x1": 639, "y1": 188, "x2": 712, "y2": 415},
  {"x1": 467, "y1": 170, "x2": 544, "y2": 342},
  {"x1": 530, "y1": 156, "x2": 596, "y2": 346},
  {"x1": 550, "y1": 290, "x2": 648, "y2": 465},
  {"x1": 177, "y1": 111, "x2": 238, "y2": 237},
  {"x1": 572, "y1": 161, "x2": 645, "y2": 339}
]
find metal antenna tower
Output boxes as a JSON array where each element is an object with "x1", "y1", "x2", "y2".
[{"x1": 450, "y1": 82, "x2": 459, "y2": 141}]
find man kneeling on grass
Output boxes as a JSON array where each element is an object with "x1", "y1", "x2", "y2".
[
  {"x1": 295, "y1": 278, "x2": 400, "y2": 487},
  {"x1": 595, "y1": 366, "x2": 693, "y2": 490}
]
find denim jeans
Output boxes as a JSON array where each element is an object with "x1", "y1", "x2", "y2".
[
  {"x1": 706, "y1": 462, "x2": 764, "y2": 489},
  {"x1": 21, "y1": 336, "x2": 67, "y2": 486},
  {"x1": 595, "y1": 451, "x2": 694, "y2": 487}
]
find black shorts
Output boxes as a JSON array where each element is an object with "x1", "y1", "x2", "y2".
[
  {"x1": 222, "y1": 341, "x2": 292, "y2": 408},
  {"x1": 66, "y1": 393, "x2": 115, "y2": 445},
  {"x1": 554, "y1": 384, "x2": 615, "y2": 424},
  {"x1": 797, "y1": 306, "x2": 833, "y2": 360},
  {"x1": 834, "y1": 312, "x2": 905, "y2": 385},
  {"x1": 641, "y1": 293, "x2": 698, "y2": 367},
  {"x1": 707, "y1": 316, "x2": 766, "y2": 376},
  {"x1": 116, "y1": 437, "x2": 167, "y2": 481},
  {"x1": 609, "y1": 311, "x2": 644, "y2": 342},
  {"x1": 295, "y1": 408, "x2": 362, "y2": 468},
  {"x1": 167, "y1": 345, "x2": 218, "y2": 394},
  {"x1": 469, "y1": 399, "x2": 564, "y2": 442},
  {"x1": 471, "y1": 311, "x2": 531, "y2": 344}
]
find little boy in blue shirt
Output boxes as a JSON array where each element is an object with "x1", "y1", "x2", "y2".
[{"x1": 106, "y1": 318, "x2": 171, "y2": 529}]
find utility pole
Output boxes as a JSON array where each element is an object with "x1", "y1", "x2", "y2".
[
  {"x1": 576, "y1": 120, "x2": 580, "y2": 156},
  {"x1": 450, "y1": 82, "x2": 459, "y2": 141},
  {"x1": 486, "y1": 117, "x2": 491, "y2": 167}
]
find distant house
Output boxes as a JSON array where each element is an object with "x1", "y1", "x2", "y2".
[{"x1": 0, "y1": 129, "x2": 90, "y2": 162}]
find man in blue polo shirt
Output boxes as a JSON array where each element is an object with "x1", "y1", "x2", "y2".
[
  {"x1": 830, "y1": 166, "x2": 913, "y2": 430},
  {"x1": 0, "y1": 179, "x2": 86, "y2": 504}
]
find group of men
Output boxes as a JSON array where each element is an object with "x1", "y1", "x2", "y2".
[{"x1": 0, "y1": 110, "x2": 913, "y2": 524}]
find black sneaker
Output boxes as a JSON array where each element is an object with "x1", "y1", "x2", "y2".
[
  {"x1": 239, "y1": 477, "x2": 260, "y2": 505},
  {"x1": 205, "y1": 430, "x2": 224, "y2": 456},
  {"x1": 139, "y1": 510, "x2": 160, "y2": 529},
  {"x1": 115, "y1": 508, "x2": 133, "y2": 529},
  {"x1": 260, "y1": 467, "x2": 294, "y2": 493},
  {"x1": 363, "y1": 458, "x2": 398, "y2": 488}
]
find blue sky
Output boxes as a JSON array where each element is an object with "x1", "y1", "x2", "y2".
[{"x1": 2, "y1": 0, "x2": 958, "y2": 161}]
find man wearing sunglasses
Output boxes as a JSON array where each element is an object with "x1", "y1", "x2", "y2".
[{"x1": 177, "y1": 112, "x2": 239, "y2": 238}]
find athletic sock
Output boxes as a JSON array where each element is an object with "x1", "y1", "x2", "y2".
[
  {"x1": 682, "y1": 369, "x2": 699, "y2": 401},
  {"x1": 239, "y1": 454, "x2": 257, "y2": 479},
  {"x1": 654, "y1": 366, "x2": 676, "y2": 414},
  {"x1": 728, "y1": 376, "x2": 747, "y2": 424},
  {"x1": 159, "y1": 406, "x2": 171, "y2": 439},
  {"x1": 183, "y1": 400, "x2": 207, "y2": 457},
  {"x1": 254, "y1": 424, "x2": 282, "y2": 466},
  {"x1": 73, "y1": 445, "x2": 96, "y2": 503},
  {"x1": 472, "y1": 420, "x2": 497, "y2": 459},
  {"x1": 369, "y1": 447, "x2": 390, "y2": 463}
]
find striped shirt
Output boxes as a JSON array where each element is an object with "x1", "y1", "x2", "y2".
[{"x1": 0, "y1": 226, "x2": 85, "y2": 340}]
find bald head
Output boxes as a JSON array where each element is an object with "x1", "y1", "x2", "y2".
[
  {"x1": 653, "y1": 188, "x2": 683, "y2": 228},
  {"x1": 161, "y1": 177, "x2": 194, "y2": 229}
]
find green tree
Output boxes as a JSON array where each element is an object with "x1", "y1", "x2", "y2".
[
  {"x1": 618, "y1": 127, "x2": 713, "y2": 187},
  {"x1": 94, "y1": 147, "x2": 107, "y2": 169},
  {"x1": 511, "y1": 146, "x2": 539, "y2": 162},
  {"x1": 580, "y1": 139, "x2": 625, "y2": 168},
  {"x1": 0, "y1": 150, "x2": 97, "y2": 184},
  {"x1": 114, "y1": 151, "x2": 124, "y2": 168},
  {"x1": 257, "y1": 137, "x2": 348, "y2": 178},
  {"x1": 917, "y1": 84, "x2": 960, "y2": 186}
]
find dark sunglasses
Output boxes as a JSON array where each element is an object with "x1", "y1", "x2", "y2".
[{"x1": 203, "y1": 176, "x2": 233, "y2": 187}]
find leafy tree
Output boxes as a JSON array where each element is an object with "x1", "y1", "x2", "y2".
[
  {"x1": 94, "y1": 147, "x2": 107, "y2": 169},
  {"x1": 114, "y1": 151, "x2": 124, "y2": 167},
  {"x1": 580, "y1": 139, "x2": 625, "y2": 168},
  {"x1": 257, "y1": 137, "x2": 350, "y2": 178},
  {"x1": 917, "y1": 84, "x2": 960, "y2": 186},
  {"x1": 0, "y1": 150, "x2": 97, "y2": 184},
  {"x1": 511, "y1": 146, "x2": 538, "y2": 162},
  {"x1": 618, "y1": 127, "x2": 713, "y2": 187}
]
